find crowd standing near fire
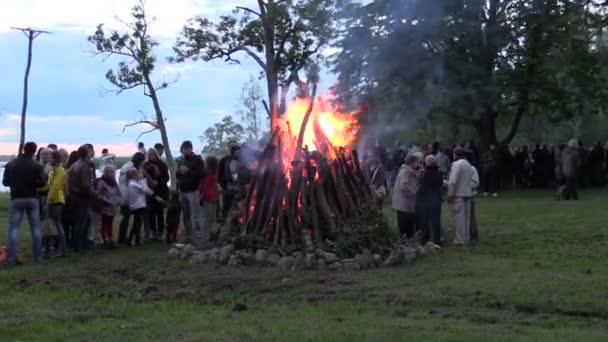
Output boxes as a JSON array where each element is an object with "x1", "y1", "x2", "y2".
[{"x1": 0, "y1": 136, "x2": 601, "y2": 266}]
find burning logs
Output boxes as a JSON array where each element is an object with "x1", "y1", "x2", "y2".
[{"x1": 222, "y1": 94, "x2": 396, "y2": 257}]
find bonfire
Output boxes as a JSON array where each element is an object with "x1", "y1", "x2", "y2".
[{"x1": 226, "y1": 92, "x2": 395, "y2": 257}]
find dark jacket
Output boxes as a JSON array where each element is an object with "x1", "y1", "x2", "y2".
[
  {"x1": 2, "y1": 155, "x2": 46, "y2": 199},
  {"x1": 143, "y1": 159, "x2": 170, "y2": 200},
  {"x1": 68, "y1": 159, "x2": 94, "y2": 198},
  {"x1": 176, "y1": 153, "x2": 205, "y2": 193},
  {"x1": 417, "y1": 166, "x2": 444, "y2": 206},
  {"x1": 218, "y1": 154, "x2": 231, "y2": 189}
]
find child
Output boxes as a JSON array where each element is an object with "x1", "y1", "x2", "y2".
[
  {"x1": 97, "y1": 166, "x2": 122, "y2": 248},
  {"x1": 200, "y1": 156, "x2": 220, "y2": 241},
  {"x1": 165, "y1": 190, "x2": 182, "y2": 244},
  {"x1": 46, "y1": 150, "x2": 68, "y2": 257},
  {"x1": 126, "y1": 169, "x2": 154, "y2": 246},
  {"x1": 41, "y1": 218, "x2": 58, "y2": 259}
]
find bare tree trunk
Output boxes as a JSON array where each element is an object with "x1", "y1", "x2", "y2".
[
  {"x1": 145, "y1": 77, "x2": 176, "y2": 189},
  {"x1": 18, "y1": 32, "x2": 34, "y2": 156}
]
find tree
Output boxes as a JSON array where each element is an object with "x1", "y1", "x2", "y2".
[
  {"x1": 172, "y1": 0, "x2": 336, "y2": 126},
  {"x1": 333, "y1": 0, "x2": 608, "y2": 152},
  {"x1": 200, "y1": 115, "x2": 245, "y2": 157},
  {"x1": 11, "y1": 27, "x2": 51, "y2": 155},
  {"x1": 88, "y1": 0, "x2": 177, "y2": 185},
  {"x1": 237, "y1": 76, "x2": 266, "y2": 141}
]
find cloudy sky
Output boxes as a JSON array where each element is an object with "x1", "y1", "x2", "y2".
[{"x1": 0, "y1": 0, "x2": 320, "y2": 156}]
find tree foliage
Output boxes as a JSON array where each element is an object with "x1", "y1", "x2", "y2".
[
  {"x1": 333, "y1": 0, "x2": 608, "y2": 151},
  {"x1": 172, "y1": 0, "x2": 336, "y2": 124},
  {"x1": 200, "y1": 115, "x2": 245, "y2": 157},
  {"x1": 88, "y1": 0, "x2": 177, "y2": 185},
  {"x1": 237, "y1": 76, "x2": 267, "y2": 141}
]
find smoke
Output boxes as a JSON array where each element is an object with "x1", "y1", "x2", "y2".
[{"x1": 333, "y1": 0, "x2": 448, "y2": 151}]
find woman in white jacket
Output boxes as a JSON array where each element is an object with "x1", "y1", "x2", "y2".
[{"x1": 126, "y1": 169, "x2": 154, "y2": 246}]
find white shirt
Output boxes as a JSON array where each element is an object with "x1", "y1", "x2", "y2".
[
  {"x1": 447, "y1": 159, "x2": 474, "y2": 198},
  {"x1": 127, "y1": 179, "x2": 153, "y2": 211}
]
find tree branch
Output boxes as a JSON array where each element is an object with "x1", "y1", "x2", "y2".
[
  {"x1": 242, "y1": 46, "x2": 267, "y2": 71},
  {"x1": 236, "y1": 6, "x2": 261, "y2": 17}
]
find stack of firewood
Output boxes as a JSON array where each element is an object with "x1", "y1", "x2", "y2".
[{"x1": 238, "y1": 123, "x2": 377, "y2": 251}]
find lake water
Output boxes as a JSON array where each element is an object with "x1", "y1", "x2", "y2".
[{"x1": 0, "y1": 162, "x2": 6, "y2": 193}]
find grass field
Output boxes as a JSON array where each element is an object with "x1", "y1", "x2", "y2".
[{"x1": 1, "y1": 190, "x2": 607, "y2": 341}]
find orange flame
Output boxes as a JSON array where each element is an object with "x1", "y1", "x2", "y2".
[{"x1": 275, "y1": 93, "x2": 359, "y2": 175}]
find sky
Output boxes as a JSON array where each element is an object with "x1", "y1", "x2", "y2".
[{"x1": 0, "y1": 0, "x2": 328, "y2": 156}]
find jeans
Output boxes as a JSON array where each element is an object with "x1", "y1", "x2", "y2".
[
  {"x1": 71, "y1": 194, "x2": 91, "y2": 253},
  {"x1": 47, "y1": 203, "x2": 67, "y2": 254},
  {"x1": 180, "y1": 191, "x2": 204, "y2": 243},
  {"x1": 7, "y1": 197, "x2": 42, "y2": 265}
]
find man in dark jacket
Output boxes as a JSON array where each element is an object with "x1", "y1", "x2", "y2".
[
  {"x1": 176, "y1": 141, "x2": 205, "y2": 244},
  {"x1": 68, "y1": 145, "x2": 97, "y2": 253},
  {"x1": 2, "y1": 142, "x2": 46, "y2": 265},
  {"x1": 218, "y1": 140, "x2": 239, "y2": 224}
]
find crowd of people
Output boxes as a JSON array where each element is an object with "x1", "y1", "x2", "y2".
[
  {"x1": 1, "y1": 135, "x2": 596, "y2": 266},
  {"x1": 1, "y1": 140, "x2": 242, "y2": 266},
  {"x1": 363, "y1": 139, "x2": 593, "y2": 247}
]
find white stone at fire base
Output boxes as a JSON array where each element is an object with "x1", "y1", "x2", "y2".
[
  {"x1": 255, "y1": 249, "x2": 269, "y2": 263},
  {"x1": 267, "y1": 253, "x2": 281, "y2": 266},
  {"x1": 305, "y1": 253, "x2": 317, "y2": 269},
  {"x1": 167, "y1": 248, "x2": 179, "y2": 257},
  {"x1": 278, "y1": 256, "x2": 295, "y2": 271},
  {"x1": 219, "y1": 244, "x2": 235, "y2": 264}
]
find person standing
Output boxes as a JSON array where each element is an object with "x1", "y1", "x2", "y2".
[
  {"x1": 97, "y1": 166, "x2": 122, "y2": 248},
  {"x1": 392, "y1": 154, "x2": 420, "y2": 239},
  {"x1": 143, "y1": 148, "x2": 170, "y2": 240},
  {"x1": 368, "y1": 155, "x2": 387, "y2": 210},
  {"x1": 176, "y1": 141, "x2": 205, "y2": 244},
  {"x1": 117, "y1": 152, "x2": 146, "y2": 245},
  {"x1": 218, "y1": 140, "x2": 239, "y2": 224},
  {"x1": 561, "y1": 139, "x2": 581, "y2": 200},
  {"x1": 447, "y1": 147, "x2": 475, "y2": 245},
  {"x1": 67, "y1": 145, "x2": 97, "y2": 253},
  {"x1": 482, "y1": 144, "x2": 499, "y2": 196},
  {"x1": 200, "y1": 156, "x2": 220, "y2": 241},
  {"x1": 2, "y1": 142, "x2": 46, "y2": 266},
  {"x1": 46, "y1": 150, "x2": 68, "y2": 257},
  {"x1": 417, "y1": 155, "x2": 444, "y2": 246}
]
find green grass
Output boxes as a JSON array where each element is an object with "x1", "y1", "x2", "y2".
[{"x1": 1, "y1": 190, "x2": 608, "y2": 341}]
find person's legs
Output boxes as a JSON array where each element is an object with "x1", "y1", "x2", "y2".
[
  {"x1": 179, "y1": 193, "x2": 194, "y2": 243},
  {"x1": 184, "y1": 192, "x2": 204, "y2": 242},
  {"x1": 129, "y1": 209, "x2": 144, "y2": 245},
  {"x1": 7, "y1": 199, "x2": 25, "y2": 265},
  {"x1": 430, "y1": 203, "x2": 442, "y2": 245},
  {"x1": 452, "y1": 198, "x2": 468, "y2": 245},
  {"x1": 396, "y1": 211, "x2": 407, "y2": 238},
  {"x1": 72, "y1": 197, "x2": 91, "y2": 253},
  {"x1": 203, "y1": 202, "x2": 218, "y2": 241},
  {"x1": 470, "y1": 199, "x2": 478, "y2": 243},
  {"x1": 25, "y1": 198, "x2": 42, "y2": 262},
  {"x1": 48, "y1": 204, "x2": 67, "y2": 254},
  {"x1": 155, "y1": 204, "x2": 165, "y2": 240},
  {"x1": 118, "y1": 206, "x2": 131, "y2": 244},
  {"x1": 418, "y1": 204, "x2": 430, "y2": 244}
]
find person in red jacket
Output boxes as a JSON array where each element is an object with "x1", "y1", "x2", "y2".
[{"x1": 200, "y1": 156, "x2": 220, "y2": 241}]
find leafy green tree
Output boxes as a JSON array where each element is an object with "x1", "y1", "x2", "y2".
[
  {"x1": 200, "y1": 116, "x2": 245, "y2": 157},
  {"x1": 333, "y1": 0, "x2": 608, "y2": 151},
  {"x1": 88, "y1": 0, "x2": 177, "y2": 184},
  {"x1": 172, "y1": 0, "x2": 336, "y2": 125},
  {"x1": 237, "y1": 76, "x2": 267, "y2": 141}
]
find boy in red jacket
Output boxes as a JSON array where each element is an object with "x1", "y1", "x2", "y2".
[{"x1": 199, "y1": 156, "x2": 220, "y2": 241}]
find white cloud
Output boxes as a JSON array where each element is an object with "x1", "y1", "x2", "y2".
[
  {"x1": 0, "y1": 0, "x2": 250, "y2": 38},
  {"x1": 0, "y1": 128, "x2": 15, "y2": 137},
  {"x1": 4, "y1": 113, "x2": 126, "y2": 127}
]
